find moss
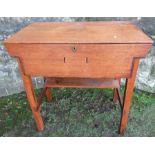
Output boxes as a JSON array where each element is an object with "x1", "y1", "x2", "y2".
[{"x1": 0, "y1": 88, "x2": 154, "y2": 136}]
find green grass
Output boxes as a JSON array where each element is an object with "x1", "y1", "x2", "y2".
[{"x1": 0, "y1": 88, "x2": 154, "y2": 136}]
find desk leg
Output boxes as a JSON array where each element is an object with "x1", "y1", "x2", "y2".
[
  {"x1": 45, "y1": 88, "x2": 52, "y2": 102},
  {"x1": 119, "y1": 59, "x2": 139, "y2": 135},
  {"x1": 17, "y1": 59, "x2": 44, "y2": 131},
  {"x1": 43, "y1": 78, "x2": 52, "y2": 102},
  {"x1": 113, "y1": 79, "x2": 120, "y2": 102}
]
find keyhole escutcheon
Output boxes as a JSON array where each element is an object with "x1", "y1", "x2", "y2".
[{"x1": 71, "y1": 46, "x2": 77, "y2": 53}]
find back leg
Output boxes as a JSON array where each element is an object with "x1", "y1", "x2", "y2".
[
  {"x1": 113, "y1": 79, "x2": 121, "y2": 103},
  {"x1": 45, "y1": 87, "x2": 52, "y2": 102},
  {"x1": 44, "y1": 77, "x2": 52, "y2": 102}
]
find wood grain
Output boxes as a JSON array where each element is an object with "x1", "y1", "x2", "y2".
[
  {"x1": 119, "y1": 59, "x2": 140, "y2": 135},
  {"x1": 17, "y1": 58, "x2": 44, "y2": 131},
  {"x1": 4, "y1": 22, "x2": 153, "y2": 44},
  {"x1": 4, "y1": 44, "x2": 152, "y2": 78},
  {"x1": 44, "y1": 77, "x2": 120, "y2": 88}
]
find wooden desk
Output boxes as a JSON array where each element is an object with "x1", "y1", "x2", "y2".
[{"x1": 4, "y1": 21, "x2": 153, "y2": 135}]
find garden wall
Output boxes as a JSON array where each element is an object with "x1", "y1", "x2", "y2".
[{"x1": 0, "y1": 17, "x2": 155, "y2": 97}]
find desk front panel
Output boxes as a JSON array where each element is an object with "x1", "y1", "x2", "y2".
[{"x1": 5, "y1": 43, "x2": 151, "y2": 78}]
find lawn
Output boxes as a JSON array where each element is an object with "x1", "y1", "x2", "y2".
[{"x1": 0, "y1": 88, "x2": 155, "y2": 136}]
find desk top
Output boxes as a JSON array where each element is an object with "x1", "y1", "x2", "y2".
[{"x1": 4, "y1": 21, "x2": 153, "y2": 44}]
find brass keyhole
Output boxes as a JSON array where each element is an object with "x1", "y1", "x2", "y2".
[{"x1": 71, "y1": 46, "x2": 77, "y2": 53}]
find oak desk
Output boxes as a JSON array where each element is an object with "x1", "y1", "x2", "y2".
[{"x1": 4, "y1": 21, "x2": 153, "y2": 135}]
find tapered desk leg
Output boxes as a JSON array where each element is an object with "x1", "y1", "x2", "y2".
[
  {"x1": 113, "y1": 79, "x2": 120, "y2": 102},
  {"x1": 45, "y1": 88, "x2": 52, "y2": 102},
  {"x1": 17, "y1": 59, "x2": 44, "y2": 131},
  {"x1": 119, "y1": 59, "x2": 139, "y2": 135},
  {"x1": 43, "y1": 78, "x2": 52, "y2": 102}
]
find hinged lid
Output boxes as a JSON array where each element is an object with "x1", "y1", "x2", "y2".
[{"x1": 4, "y1": 21, "x2": 153, "y2": 44}]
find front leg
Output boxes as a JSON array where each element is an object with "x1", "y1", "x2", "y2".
[
  {"x1": 119, "y1": 59, "x2": 139, "y2": 135},
  {"x1": 17, "y1": 59, "x2": 44, "y2": 131}
]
